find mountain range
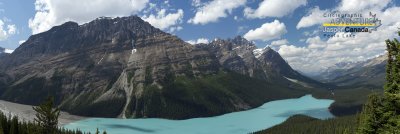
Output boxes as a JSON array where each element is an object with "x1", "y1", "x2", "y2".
[
  {"x1": 0, "y1": 16, "x2": 324, "y2": 119},
  {"x1": 314, "y1": 55, "x2": 386, "y2": 88}
]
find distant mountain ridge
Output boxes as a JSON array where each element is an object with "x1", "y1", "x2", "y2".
[
  {"x1": 315, "y1": 55, "x2": 386, "y2": 88},
  {"x1": 0, "y1": 16, "x2": 323, "y2": 119}
]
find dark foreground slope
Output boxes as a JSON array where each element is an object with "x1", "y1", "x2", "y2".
[
  {"x1": 0, "y1": 16, "x2": 324, "y2": 119},
  {"x1": 254, "y1": 115, "x2": 357, "y2": 134}
]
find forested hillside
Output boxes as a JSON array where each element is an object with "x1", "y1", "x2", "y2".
[
  {"x1": 356, "y1": 31, "x2": 400, "y2": 133},
  {"x1": 254, "y1": 115, "x2": 357, "y2": 134},
  {"x1": 0, "y1": 98, "x2": 99, "y2": 134}
]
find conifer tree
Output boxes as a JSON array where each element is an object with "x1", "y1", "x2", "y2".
[
  {"x1": 358, "y1": 30, "x2": 400, "y2": 133},
  {"x1": 33, "y1": 97, "x2": 60, "y2": 134},
  {"x1": 357, "y1": 93, "x2": 383, "y2": 134},
  {"x1": 9, "y1": 117, "x2": 18, "y2": 134},
  {"x1": 0, "y1": 120, "x2": 3, "y2": 134},
  {"x1": 381, "y1": 31, "x2": 400, "y2": 133}
]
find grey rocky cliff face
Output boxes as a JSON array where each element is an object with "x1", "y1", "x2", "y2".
[{"x1": 0, "y1": 16, "x2": 318, "y2": 119}]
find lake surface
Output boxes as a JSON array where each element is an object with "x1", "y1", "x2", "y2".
[{"x1": 64, "y1": 95, "x2": 334, "y2": 134}]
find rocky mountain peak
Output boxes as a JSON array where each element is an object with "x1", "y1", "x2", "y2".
[
  {"x1": 0, "y1": 15, "x2": 324, "y2": 119},
  {"x1": 257, "y1": 47, "x2": 299, "y2": 77},
  {"x1": 252, "y1": 46, "x2": 272, "y2": 57},
  {"x1": 258, "y1": 47, "x2": 288, "y2": 67},
  {"x1": 82, "y1": 15, "x2": 164, "y2": 36},
  {"x1": 229, "y1": 36, "x2": 254, "y2": 46},
  {"x1": 5, "y1": 16, "x2": 170, "y2": 69}
]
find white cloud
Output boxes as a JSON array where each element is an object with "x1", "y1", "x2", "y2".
[
  {"x1": 188, "y1": 0, "x2": 246, "y2": 25},
  {"x1": 186, "y1": 40, "x2": 195, "y2": 44},
  {"x1": 191, "y1": 0, "x2": 202, "y2": 7},
  {"x1": 306, "y1": 36, "x2": 325, "y2": 49},
  {"x1": 379, "y1": 7, "x2": 400, "y2": 25},
  {"x1": 244, "y1": 0, "x2": 307, "y2": 19},
  {"x1": 0, "y1": 20, "x2": 6, "y2": 41},
  {"x1": 196, "y1": 38, "x2": 209, "y2": 44},
  {"x1": 338, "y1": 0, "x2": 390, "y2": 12},
  {"x1": 0, "y1": 20, "x2": 17, "y2": 41},
  {"x1": 142, "y1": 3, "x2": 157, "y2": 14},
  {"x1": 7, "y1": 25, "x2": 16, "y2": 35},
  {"x1": 282, "y1": 1, "x2": 400, "y2": 73},
  {"x1": 18, "y1": 40, "x2": 26, "y2": 45},
  {"x1": 186, "y1": 38, "x2": 209, "y2": 45},
  {"x1": 278, "y1": 45, "x2": 309, "y2": 57},
  {"x1": 237, "y1": 26, "x2": 248, "y2": 34},
  {"x1": 4, "y1": 48, "x2": 13, "y2": 54},
  {"x1": 296, "y1": 7, "x2": 329, "y2": 29},
  {"x1": 303, "y1": 30, "x2": 319, "y2": 36},
  {"x1": 270, "y1": 39, "x2": 289, "y2": 47},
  {"x1": 296, "y1": 0, "x2": 393, "y2": 29},
  {"x1": 244, "y1": 20, "x2": 287, "y2": 41},
  {"x1": 142, "y1": 9, "x2": 184, "y2": 31},
  {"x1": 278, "y1": 20, "x2": 400, "y2": 74},
  {"x1": 168, "y1": 26, "x2": 183, "y2": 33},
  {"x1": 29, "y1": 0, "x2": 149, "y2": 34}
]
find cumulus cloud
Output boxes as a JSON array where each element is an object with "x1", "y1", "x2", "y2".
[
  {"x1": 7, "y1": 25, "x2": 16, "y2": 35},
  {"x1": 338, "y1": 0, "x2": 391, "y2": 12},
  {"x1": 270, "y1": 39, "x2": 290, "y2": 47},
  {"x1": 191, "y1": 0, "x2": 202, "y2": 7},
  {"x1": 306, "y1": 36, "x2": 325, "y2": 49},
  {"x1": 379, "y1": 7, "x2": 400, "y2": 25},
  {"x1": 296, "y1": 7, "x2": 329, "y2": 29},
  {"x1": 244, "y1": 20, "x2": 287, "y2": 41},
  {"x1": 29, "y1": 0, "x2": 149, "y2": 34},
  {"x1": 186, "y1": 38, "x2": 209, "y2": 45},
  {"x1": 188, "y1": 0, "x2": 246, "y2": 25},
  {"x1": 278, "y1": 20, "x2": 400, "y2": 74},
  {"x1": 244, "y1": 0, "x2": 307, "y2": 19},
  {"x1": 142, "y1": 9, "x2": 184, "y2": 31},
  {"x1": 168, "y1": 26, "x2": 183, "y2": 33},
  {"x1": 278, "y1": 45, "x2": 309, "y2": 58},
  {"x1": 0, "y1": 21, "x2": 6, "y2": 41},
  {"x1": 303, "y1": 30, "x2": 319, "y2": 36},
  {"x1": 296, "y1": 0, "x2": 393, "y2": 29},
  {"x1": 0, "y1": 20, "x2": 17, "y2": 41},
  {"x1": 282, "y1": 0, "x2": 400, "y2": 73}
]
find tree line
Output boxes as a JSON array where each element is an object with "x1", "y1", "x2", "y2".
[
  {"x1": 0, "y1": 97, "x2": 106, "y2": 134},
  {"x1": 357, "y1": 30, "x2": 400, "y2": 133}
]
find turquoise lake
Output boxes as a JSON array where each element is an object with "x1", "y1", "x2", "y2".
[{"x1": 64, "y1": 95, "x2": 334, "y2": 134}]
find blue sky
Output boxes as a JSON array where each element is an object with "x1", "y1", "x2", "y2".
[{"x1": 0, "y1": 0, "x2": 399, "y2": 73}]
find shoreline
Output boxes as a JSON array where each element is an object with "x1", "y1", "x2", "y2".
[
  {"x1": 0, "y1": 94, "x2": 336, "y2": 127},
  {"x1": 0, "y1": 100, "x2": 86, "y2": 126}
]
